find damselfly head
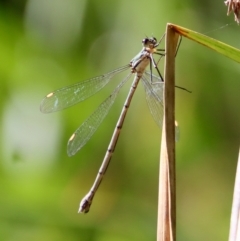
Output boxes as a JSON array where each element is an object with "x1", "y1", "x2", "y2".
[{"x1": 142, "y1": 37, "x2": 157, "y2": 49}]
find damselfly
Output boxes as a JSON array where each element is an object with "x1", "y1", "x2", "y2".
[{"x1": 41, "y1": 34, "x2": 173, "y2": 213}]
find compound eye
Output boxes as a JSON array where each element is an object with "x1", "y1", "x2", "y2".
[
  {"x1": 142, "y1": 38, "x2": 148, "y2": 44},
  {"x1": 142, "y1": 38, "x2": 150, "y2": 46},
  {"x1": 148, "y1": 37, "x2": 157, "y2": 45}
]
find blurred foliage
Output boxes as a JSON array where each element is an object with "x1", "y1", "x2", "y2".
[{"x1": 0, "y1": 0, "x2": 240, "y2": 241}]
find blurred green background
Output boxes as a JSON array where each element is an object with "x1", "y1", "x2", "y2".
[{"x1": 1, "y1": 0, "x2": 240, "y2": 240}]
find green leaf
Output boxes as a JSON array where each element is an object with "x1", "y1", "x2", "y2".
[{"x1": 169, "y1": 23, "x2": 240, "y2": 63}]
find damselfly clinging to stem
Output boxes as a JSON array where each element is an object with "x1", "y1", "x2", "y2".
[{"x1": 40, "y1": 33, "x2": 187, "y2": 213}]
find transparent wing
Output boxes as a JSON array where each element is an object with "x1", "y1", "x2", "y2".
[
  {"x1": 40, "y1": 65, "x2": 130, "y2": 113},
  {"x1": 142, "y1": 72, "x2": 164, "y2": 128},
  {"x1": 67, "y1": 73, "x2": 132, "y2": 156},
  {"x1": 143, "y1": 72, "x2": 180, "y2": 140}
]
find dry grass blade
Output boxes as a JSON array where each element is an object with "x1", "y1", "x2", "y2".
[
  {"x1": 157, "y1": 24, "x2": 178, "y2": 241},
  {"x1": 229, "y1": 148, "x2": 240, "y2": 241}
]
